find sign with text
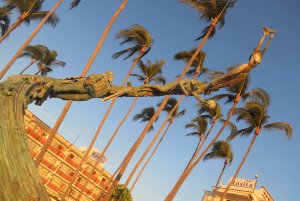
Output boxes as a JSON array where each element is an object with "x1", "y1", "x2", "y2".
[{"x1": 229, "y1": 178, "x2": 256, "y2": 191}]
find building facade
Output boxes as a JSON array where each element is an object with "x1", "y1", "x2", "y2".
[
  {"x1": 24, "y1": 110, "x2": 113, "y2": 201},
  {"x1": 201, "y1": 178, "x2": 274, "y2": 201}
]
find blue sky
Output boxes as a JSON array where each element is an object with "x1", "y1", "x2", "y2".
[{"x1": 1, "y1": 0, "x2": 299, "y2": 200}]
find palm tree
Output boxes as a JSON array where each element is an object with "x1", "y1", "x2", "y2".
[
  {"x1": 133, "y1": 107, "x2": 158, "y2": 131},
  {"x1": 35, "y1": 50, "x2": 65, "y2": 76},
  {"x1": 0, "y1": 0, "x2": 59, "y2": 43},
  {"x1": 131, "y1": 59, "x2": 166, "y2": 84},
  {"x1": 164, "y1": 77, "x2": 270, "y2": 200},
  {"x1": 174, "y1": 49, "x2": 207, "y2": 78},
  {"x1": 0, "y1": 0, "x2": 63, "y2": 80},
  {"x1": 59, "y1": 23, "x2": 153, "y2": 201},
  {"x1": 125, "y1": 97, "x2": 185, "y2": 187},
  {"x1": 180, "y1": 0, "x2": 236, "y2": 40},
  {"x1": 18, "y1": 44, "x2": 49, "y2": 75},
  {"x1": 220, "y1": 101, "x2": 293, "y2": 200},
  {"x1": 185, "y1": 102, "x2": 227, "y2": 168},
  {"x1": 175, "y1": 0, "x2": 236, "y2": 81},
  {"x1": 203, "y1": 140, "x2": 233, "y2": 188},
  {"x1": 109, "y1": 184, "x2": 133, "y2": 201},
  {"x1": 77, "y1": 59, "x2": 166, "y2": 200},
  {"x1": 108, "y1": 3, "x2": 237, "y2": 201},
  {"x1": 0, "y1": 6, "x2": 11, "y2": 36},
  {"x1": 184, "y1": 116, "x2": 208, "y2": 168},
  {"x1": 112, "y1": 24, "x2": 153, "y2": 60}
]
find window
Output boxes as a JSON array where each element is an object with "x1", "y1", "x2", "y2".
[
  {"x1": 101, "y1": 177, "x2": 107, "y2": 183},
  {"x1": 69, "y1": 171, "x2": 74, "y2": 177},
  {"x1": 69, "y1": 153, "x2": 75, "y2": 159}
]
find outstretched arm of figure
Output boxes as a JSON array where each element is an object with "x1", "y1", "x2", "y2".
[{"x1": 261, "y1": 34, "x2": 274, "y2": 58}]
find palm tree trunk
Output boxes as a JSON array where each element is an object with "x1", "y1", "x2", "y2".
[
  {"x1": 34, "y1": 100, "x2": 73, "y2": 164},
  {"x1": 220, "y1": 134, "x2": 258, "y2": 201},
  {"x1": 80, "y1": 0, "x2": 128, "y2": 77},
  {"x1": 35, "y1": 70, "x2": 41, "y2": 75},
  {"x1": 0, "y1": 19, "x2": 22, "y2": 44},
  {"x1": 215, "y1": 161, "x2": 227, "y2": 188},
  {"x1": 76, "y1": 97, "x2": 139, "y2": 201},
  {"x1": 177, "y1": 23, "x2": 216, "y2": 81},
  {"x1": 124, "y1": 111, "x2": 173, "y2": 187},
  {"x1": 0, "y1": 85, "x2": 50, "y2": 200},
  {"x1": 19, "y1": 60, "x2": 35, "y2": 75},
  {"x1": 164, "y1": 99, "x2": 240, "y2": 201},
  {"x1": 103, "y1": 95, "x2": 171, "y2": 201},
  {"x1": 186, "y1": 121, "x2": 216, "y2": 171},
  {"x1": 103, "y1": 18, "x2": 218, "y2": 201},
  {"x1": 0, "y1": 0, "x2": 63, "y2": 80},
  {"x1": 60, "y1": 49, "x2": 143, "y2": 201},
  {"x1": 130, "y1": 120, "x2": 173, "y2": 192}
]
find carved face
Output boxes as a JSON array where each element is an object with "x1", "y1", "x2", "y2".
[{"x1": 249, "y1": 51, "x2": 262, "y2": 66}]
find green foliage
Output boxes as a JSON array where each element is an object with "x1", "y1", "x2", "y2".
[
  {"x1": 0, "y1": 6, "x2": 11, "y2": 36},
  {"x1": 185, "y1": 116, "x2": 208, "y2": 137},
  {"x1": 70, "y1": 0, "x2": 82, "y2": 9},
  {"x1": 174, "y1": 49, "x2": 207, "y2": 77},
  {"x1": 130, "y1": 59, "x2": 167, "y2": 84},
  {"x1": 19, "y1": 44, "x2": 49, "y2": 61},
  {"x1": 133, "y1": 107, "x2": 158, "y2": 131},
  {"x1": 37, "y1": 50, "x2": 66, "y2": 76},
  {"x1": 109, "y1": 184, "x2": 133, "y2": 201},
  {"x1": 228, "y1": 101, "x2": 293, "y2": 140},
  {"x1": 113, "y1": 24, "x2": 153, "y2": 60},
  {"x1": 4, "y1": 0, "x2": 59, "y2": 27},
  {"x1": 179, "y1": 0, "x2": 236, "y2": 39},
  {"x1": 204, "y1": 140, "x2": 233, "y2": 164},
  {"x1": 158, "y1": 97, "x2": 186, "y2": 120}
]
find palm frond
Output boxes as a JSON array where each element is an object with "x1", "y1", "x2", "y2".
[
  {"x1": 264, "y1": 122, "x2": 293, "y2": 139},
  {"x1": 132, "y1": 107, "x2": 157, "y2": 123},
  {"x1": 25, "y1": 11, "x2": 59, "y2": 27},
  {"x1": 70, "y1": 0, "x2": 81, "y2": 9},
  {"x1": 219, "y1": 119, "x2": 237, "y2": 134},
  {"x1": 0, "y1": 6, "x2": 11, "y2": 36},
  {"x1": 243, "y1": 87, "x2": 270, "y2": 107},
  {"x1": 227, "y1": 126, "x2": 255, "y2": 141},
  {"x1": 203, "y1": 140, "x2": 233, "y2": 164},
  {"x1": 114, "y1": 24, "x2": 153, "y2": 59},
  {"x1": 195, "y1": 25, "x2": 216, "y2": 40},
  {"x1": 186, "y1": 132, "x2": 202, "y2": 137}
]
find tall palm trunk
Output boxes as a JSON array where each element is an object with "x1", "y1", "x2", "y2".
[
  {"x1": 80, "y1": 0, "x2": 128, "y2": 77},
  {"x1": 215, "y1": 160, "x2": 228, "y2": 188},
  {"x1": 76, "y1": 96, "x2": 139, "y2": 201},
  {"x1": 0, "y1": 0, "x2": 63, "y2": 80},
  {"x1": 220, "y1": 133, "x2": 258, "y2": 201},
  {"x1": 185, "y1": 120, "x2": 217, "y2": 172},
  {"x1": 103, "y1": 95, "x2": 171, "y2": 201},
  {"x1": 103, "y1": 14, "x2": 219, "y2": 201},
  {"x1": 124, "y1": 96, "x2": 182, "y2": 187},
  {"x1": 34, "y1": 100, "x2": 73, "y2": 164},
  {"x1": 130, "y1": 120, "x2": 173, "y2": 192},
  {"x1": 164, "y1": 96, "x2": 241, "y2": 201},
  {"x1": 19, "y1": 60, "x2": 35, "y2": 75},
  {"x1": 60, "y1": 51, "x2": 143, "y2": 201},
  {"x1": 34, "y1": 0, "x2": 128, "y2": 166}
]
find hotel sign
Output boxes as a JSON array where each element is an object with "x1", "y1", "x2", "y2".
[{"x1": 229, "y1": 178, "x2": 256, "y2": 191}]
